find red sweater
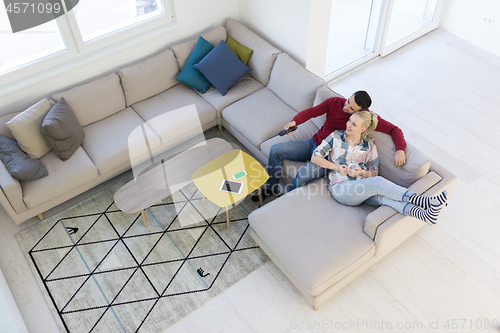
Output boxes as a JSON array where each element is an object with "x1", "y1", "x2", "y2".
[{"x1": 293, "y1": 97, "x2": 407, "y2": 151}]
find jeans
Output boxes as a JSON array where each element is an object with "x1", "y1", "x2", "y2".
[
  {"x1": 265, "y1": 138, "x2": 327, "y2": 192},
  {"x1": 329, "y1": 176, "x2": 415, "y2": 214}
]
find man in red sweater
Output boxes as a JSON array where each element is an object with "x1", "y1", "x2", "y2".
[{"x1": 253, "y1": 90, "x2": 407, "y2": 200}]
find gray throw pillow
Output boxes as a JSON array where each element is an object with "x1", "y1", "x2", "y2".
[
  {"x1": 42, "y1": 97, "x2": 85, "y2": 161},
  {"x1": 0, "y1": 135, "x2": 48, "y2": 181}
]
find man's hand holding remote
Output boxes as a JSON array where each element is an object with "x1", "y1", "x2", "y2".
[{"x1": 283, "y1": 121, "x2": 297, "y2": 134}]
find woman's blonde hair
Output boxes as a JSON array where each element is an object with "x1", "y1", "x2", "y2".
[{"x1": 354, "y1": 110, "x2": 378, "y2": 141}]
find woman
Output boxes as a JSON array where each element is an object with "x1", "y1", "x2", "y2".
[{"x1": 311, "y1": 111, "x2": 447, "y2": 225}]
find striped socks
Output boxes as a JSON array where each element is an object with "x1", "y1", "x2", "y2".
[
  {"x1": 408, "y1": 190, "x2": 447, "y2": 210},
  {"x1": 406, "y1": 199, "x2": 446, "y2": 225}
]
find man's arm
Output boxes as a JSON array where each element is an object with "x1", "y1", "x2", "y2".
[
  {"x1": 374, "y1": 114, "x2": 407, "y2": 167},
  {"x1": 291, "y1": 97, "x2": 340, "y2": 126}
]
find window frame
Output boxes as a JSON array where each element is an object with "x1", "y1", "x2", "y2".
[{"x1": 0, "y1": 0, "x2": 178, "y2": 94}]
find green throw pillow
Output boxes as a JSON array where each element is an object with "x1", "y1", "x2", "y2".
[{"x1": 226, "y1": 37, "x2": 253, "y2": 65}]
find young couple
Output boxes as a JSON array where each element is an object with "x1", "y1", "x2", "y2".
[{"x1": 253, "y1": 91, "x2": 447, "y2": 225}]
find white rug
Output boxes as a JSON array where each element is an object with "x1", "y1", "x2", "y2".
[{"x1": 16, "y1": 179, "x2": 268, "y2": 333}]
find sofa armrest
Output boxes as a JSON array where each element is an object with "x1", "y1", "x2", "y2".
[
  {"x1": 364, "y1": 171, "x2": 443, "y2": 239},
  {"x1": 0, "y1": 161, "x2": 27, "y2": 214},
  {"x1": 365, "y1": 163, "x2": 457, "y2": 258}
]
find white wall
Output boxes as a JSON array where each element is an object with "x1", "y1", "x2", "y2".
[
  {"x1": 238, "y1": 0, "x2": 310, "y2": 66},
  {"x1": 0, "y1": 0, "x2": 239, "y2": 114},
  {"x1": 440, "y1": 0, "x2": 500, "y2": 56},
  {"x1": 305, "y1": 0, "x2": 331, "y2": 77}
]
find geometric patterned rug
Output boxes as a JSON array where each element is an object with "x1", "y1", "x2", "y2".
[{"x1": 15, "y1": 177, "x2": 268, "y2": 333}]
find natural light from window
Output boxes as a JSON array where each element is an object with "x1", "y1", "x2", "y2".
[
  {"x1": 0, "y1": 5, "x2": 66, "y2": 75},
  {"x1": 386, "y1": 0, "x2": 438, "y2": 44},
  {"x1": 0, "y1": 0, "x2": 173, "y2": 78},
  {"x1": 74, "y1": 0, "x2": 164, "y2": 43}
]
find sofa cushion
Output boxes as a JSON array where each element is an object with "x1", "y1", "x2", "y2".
[
  {"x1": 249, "y1": 178, "x2": 376, "y2": 296},
  {"x1": 132, "y1": 83, "x2": 216, "y2": 134},
  {"x1": 21, "y1": 147, "x2": 99, "y2": 208},
  {"x1": 171, "y1": 26, "x2": 227, "y2": 70},
  {"x1": 311, "y1": 86, "x2": 344, "y2": 129},
  {"x1": 198, "y1": 74, "x2": 264, "y2": 117},
  {"x1": 225, "y1": 19, "x2": 281, "y2": 85},
  {"x1": 145, "y1": 104, "x2": 209, "y2": 158},
  {"x1": 0, "y1": 135, "x2": 48, "y2": 181},
  {"x1": 267, "y1": 53, "x2": 326, "y2": 112},
  {"x1": 372, "y1": 132, "x2": 431, "y2": 188},
  {"x1": 193, "y1": 40, "x2": 251, "y2": 96},
  {"x1": 227, "y1": 36, "x2": 253, "y2": 65},
  {"x1": 176, "y1": 36, "x2": 214, "y2": 93},
  {"x1": 0, "y1": 159, "x2": 26, "y2": 214},
  {"x1": 42, "y1": 97, "x2": 85, "y2": 161},
  {"x1": 119, "y1": 49, "x2": 180, "y2": 106},
  {"x1": 52, "y1": 73, "x2": 126, "y2": 127},
  {"x1": 222, "y1": 87, "x2": 298, "y2": 149},
  {"x1": 0, "y1": 112, "x2": 21, "y2": 140},
  {"x1": 6, "y1": 98, "x2": 52, "y2": 159},
  {"x1": 82, "y1": 108, "x2": 161, "y2": 175}
]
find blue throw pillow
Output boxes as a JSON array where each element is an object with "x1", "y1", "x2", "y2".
[
  {"x1": 193, "y1": 40, "x2": 251, "y2": 96},
  {"x1": 176, "y1": 36, "x2": 214, "y2": 93}
]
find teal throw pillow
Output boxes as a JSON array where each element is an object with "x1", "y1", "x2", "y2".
[
  {"x1": 193, "y1": 40, "x2": 251, "y2": 96},
  {"x1": 176, "y1": 36, "x2": 214, "y2": 93}
]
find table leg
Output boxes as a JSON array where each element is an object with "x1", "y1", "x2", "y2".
[
  {"x1": 141, "y1": 209, "x2": 147, "y2": 228},
  {"x1": 226, "y1": 206, "x2": 230, "y2": 230},
  {"x1": 258, "y1": 187, "x2": 264, "y2": 206}
]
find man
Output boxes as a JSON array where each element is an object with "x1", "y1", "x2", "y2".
[{"x1": 253, "y1": 90, "x2": 406, "y2": 201}]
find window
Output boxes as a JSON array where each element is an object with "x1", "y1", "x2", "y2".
[
  {"x1": 0, "y1": 5, "x2": 66, "y2": 74},
  {"x1": 73, "y1": 0, "x2": 167, "y2": 43},
  {"x1": 325, "y1": 0, "x2": 384, "y2": 76},
  {"x1": 0, "y1": 0, "x2": 175, "y2": 77}
]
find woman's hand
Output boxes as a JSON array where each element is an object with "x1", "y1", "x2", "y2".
[
  {"x1": 347, "y1": 167, "x2": 364, "y2": 178},
  {"x1": 338, "y1": 164, "x2": 348, "y2": 176}
]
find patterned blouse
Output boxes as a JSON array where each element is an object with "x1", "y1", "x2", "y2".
[{"x1": 313, "y1": 130, "x2": 379, "y2": 186}]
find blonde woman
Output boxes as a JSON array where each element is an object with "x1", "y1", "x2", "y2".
[{"x1": 311, "y1": 111, "x2": 447, "y2": 225}]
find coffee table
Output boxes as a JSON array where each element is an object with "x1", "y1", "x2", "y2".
[
  {"x1": 114, "y1": 138, "x2": 233, "y2": 227},
  {"x1": 191, "y1": 149, "x2": 269, "y2": 229}
]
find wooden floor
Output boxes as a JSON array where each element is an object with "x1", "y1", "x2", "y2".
[{"x1": 1, "y1": 28, "x2": 499, "y2": 333}]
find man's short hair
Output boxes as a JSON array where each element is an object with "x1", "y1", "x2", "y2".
[{"x1": 354, "y1": 91, "x2": 372, "y2": 110}]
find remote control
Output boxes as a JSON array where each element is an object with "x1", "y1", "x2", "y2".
[{"x1": 278, "y1": 126, "x2": 298, "y2": 136}]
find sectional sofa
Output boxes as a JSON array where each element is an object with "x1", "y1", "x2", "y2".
[
  {"x1": 0, "y1": 19, "x2": 268, "y2": 225},
  {"x1": 0, "y1": 19, "x2": 456, "y2": 310}
]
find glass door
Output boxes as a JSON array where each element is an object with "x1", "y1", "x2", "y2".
[
  {"x1": 381, "y1": 0, "x2": 445, "y2": 56},
  {"x1": 324, "y1": 0, "x2": 385, "y2": 77},
  {"x1": 320, "y1": 0, "x2": 445, "y2": 80}
]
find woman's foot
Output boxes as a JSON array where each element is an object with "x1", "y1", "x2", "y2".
[
  {"x1": 407, "y1": 198, "x2": 446, "y2": 225},
  {"x1": 408, "y1": 190, "x2": 447, "y2": 210}
]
